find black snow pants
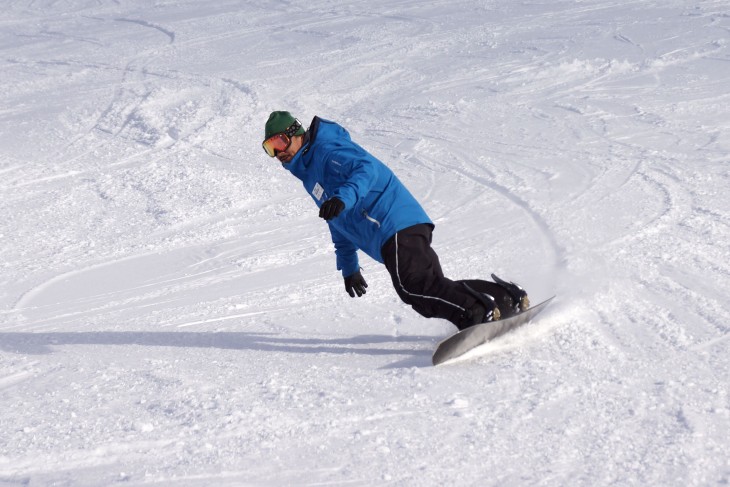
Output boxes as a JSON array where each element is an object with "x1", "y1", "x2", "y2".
[{"x1": 381, "y1": 224, "x2": 514, "y2": 329}]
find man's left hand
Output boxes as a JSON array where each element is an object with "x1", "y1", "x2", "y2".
[{"x1": 344, "y1": 271, "x2": 368, "y2": 298}]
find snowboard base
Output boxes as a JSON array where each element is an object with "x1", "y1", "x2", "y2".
[{"x1": 432, "y1": 296, "x2": 555, "y2": 365}]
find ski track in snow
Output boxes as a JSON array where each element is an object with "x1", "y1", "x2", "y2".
[{"x1": 1, "y1": 1, "x2": 729, "y2": 485}]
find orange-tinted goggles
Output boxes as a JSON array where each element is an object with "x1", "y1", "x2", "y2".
[
  {"x1": 262, "y1": 133, "x2": 291, "y2": 157},
  {"x1": 262, "y1": 119, "x2": 302, "y2": 157}
]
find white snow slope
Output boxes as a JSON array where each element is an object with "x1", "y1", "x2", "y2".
[{"x1": 1, "y1": 0, "x2": 729, "y2": 485}]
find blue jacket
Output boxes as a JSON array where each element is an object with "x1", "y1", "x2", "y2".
[{"x1": 283, "y1": 117, "x2": 432, "y2": 277}]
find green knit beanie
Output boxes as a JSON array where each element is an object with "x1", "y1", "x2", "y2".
[{"x1": 264, "y1": 111, "x2": 305, "y2": 140}]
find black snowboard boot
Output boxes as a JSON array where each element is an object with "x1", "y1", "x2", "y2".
[{"x1": 457, "y1": 284, "x2": 501, "y2": 330}]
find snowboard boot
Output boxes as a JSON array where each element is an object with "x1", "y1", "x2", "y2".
[
  {"x1": 491, "y1": 274, "x2": 530, "y2": 315},
  {"x1": 457, "y1": 284, "x2": 501, "y2": 330}
]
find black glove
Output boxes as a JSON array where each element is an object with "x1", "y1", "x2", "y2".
[
  {"x1": 344, "y1": 271, "x2": 368, "y2": 298},
  {"x1": 319, "y1": 197, "x2": 345, "y2": 221}
]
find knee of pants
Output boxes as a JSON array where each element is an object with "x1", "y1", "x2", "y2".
[
  {"x1": 396, "y1": 274, "x2": 471, "y2": 312},
  {"x1": 397, "y1": 271, "x2": 439, "y2": 298}
]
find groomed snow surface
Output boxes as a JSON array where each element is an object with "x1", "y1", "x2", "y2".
[{"x1": 1, "y1": 1, "x2": 729, "y2": 485}]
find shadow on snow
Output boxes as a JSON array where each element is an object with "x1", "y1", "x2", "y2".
[{"x1": 0, "y1": 331, "x2": 435, "y2": 367}]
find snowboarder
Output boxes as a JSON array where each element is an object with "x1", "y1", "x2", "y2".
[{"x1": 261, "y1": 111, "x2": 529, "y2": 330}]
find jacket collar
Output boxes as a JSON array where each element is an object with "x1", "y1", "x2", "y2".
[
  {"x1": 301, "y1": 116, "x2": 321, "y2": 157},
  {"x1": 282, "y1": 116, "x2": 321, "y2": 178}
]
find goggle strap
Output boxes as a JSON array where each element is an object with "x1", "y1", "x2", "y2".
[{"x1": 284, "y1": 119, "x2": 302, "y2": 137}]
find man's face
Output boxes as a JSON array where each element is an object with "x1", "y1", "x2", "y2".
[{"x1": 276, "y1": 135, "x2": 303, "y2": 164}]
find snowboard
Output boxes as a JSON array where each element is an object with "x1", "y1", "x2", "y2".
[{"x1": 432, "y1": 296, "x2": 555, "y2": 365}]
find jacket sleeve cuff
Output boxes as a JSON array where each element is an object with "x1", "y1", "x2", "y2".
[
  {"x1": 333, "y1": 188, "x2": 355, "y2": 210},
  {"x1": 337, "y1": 255, "x2": 360, "y2": 278}
]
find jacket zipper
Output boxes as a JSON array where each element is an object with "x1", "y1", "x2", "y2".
[{"x1": 362, "y1": 210, "x2": 381, "y2": 228}]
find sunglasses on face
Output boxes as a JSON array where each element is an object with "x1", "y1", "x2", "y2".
[{"x1": 262, "y1": 120, "x2": 302, "y2": 157}]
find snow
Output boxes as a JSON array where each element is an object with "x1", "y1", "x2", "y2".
[{"x1": 1, "y1": 0, "x2": 729, "y2": 485}]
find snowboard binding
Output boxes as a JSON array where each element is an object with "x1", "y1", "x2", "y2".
[{"x1": 491, "y1": 274, "x2": 530, "y2": 314}]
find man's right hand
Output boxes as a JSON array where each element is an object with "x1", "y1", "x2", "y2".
[{"x1": 319, "y1": 197, "x2": 345, "y2": 221}]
